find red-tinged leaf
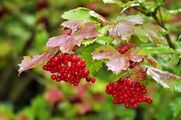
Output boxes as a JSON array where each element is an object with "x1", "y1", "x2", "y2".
[
  {"x1": 47, "y1": 22, "x2": 98, "y2": 53},
  {"x1": 61, "y1": 20, "x2": 81, "y2": 33},
  {"x1": 46, "y1": 35, "x2": 83, "y2": 54},
  {"x1": 92, "y1": 46, "x2": 129, "y2": 74},
  {"x1": 18, "y1": 48, "x2": 58, "y2": 74},
  {"x1": 126, "y1": 49, "x2": 143, "y2": 62},
  {"x1": 145, "y1": 66, "x2": 180, "y2": 88},
  {"x1": 109, "y1": 22, "x2": 135, "y2": 40},
  {"x1": 92, "y1": 46, "x2": 144, "y2": 74},
  {"x1": 80, "y1": 22, "x2": 98, "y2": 39}
]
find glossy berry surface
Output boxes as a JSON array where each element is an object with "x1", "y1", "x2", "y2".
[
  {"x1": 43, "y1": 54, "x2": 96, "y2": 86},
  {"x1": 105, "y1": 77, "x2": 152, "y2": 109}
]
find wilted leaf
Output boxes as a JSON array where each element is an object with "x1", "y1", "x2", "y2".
[
  {"x1": 92, "y1": 46, "x2": 143, "y2": 74},
  {"x1": 109, "y1": 22, "x2": 135, "y2": 40},
  {"x1": 146, "y1": 66, "x2": 180, "y2": 88},
  {"x1": 138, "y1": 46, "x2": 178, "y2": 55},
  {"x1": 18, "y1": 48, "x2": 58, "y2": 74},
  {"x1": 46, "y1": 35, "x2": 83, "y2": 54}
]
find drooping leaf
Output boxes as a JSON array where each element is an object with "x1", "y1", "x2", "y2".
[
  {"x1": 109, "y1": 22, "x2": 135, "y2": 40},
  {"x1": 18, "y1": 48, "x2": 58, "y2": 74},
  {"x1": 145, "y1": 66, "x2": 180, "y2": 88},
  {"x1": 138, "y1": 46, "x2": 178, "y2": 55},
  {"x1": 92, "y1": 46, "x2": 143, "y2": 74}
]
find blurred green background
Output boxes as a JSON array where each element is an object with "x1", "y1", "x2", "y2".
[{"x1": 0, "y1": 0, "x2": 181, "y2": 120}]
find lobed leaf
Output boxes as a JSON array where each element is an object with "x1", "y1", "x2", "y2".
[
  {"x1": 46, "y1": 35, "x2": 83, "y2": 54},
  {"x1": 47, "y1": 22, "x2": 98, "y2": 53},
  {"x1": 18, "y1": 48, "x2": 58, "y2": 74},
  {"x1": 92, "y1": 46, "x2": 143, "y2": 74},
  {"x1": 109, "y1": 22, "x2": 135, "y2": 40}
]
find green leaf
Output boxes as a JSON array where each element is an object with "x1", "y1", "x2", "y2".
[
  {"x1": 133, "y1": 26, "x2": 149, "y2": 43},
  {"x1": 138, "y1": 46, "x2": 178, "y2": 55},
  {"x1": 77, "y1": 43, "x2": 103, "y2": 76},
  {"x1": 98, "y1": 25, "x2": 110, "y2": 35},
  {"x1": 62, "y1": 7, "x2": 104, "y2": 22},
  {"x1": 95, "y1": 36, "x2": 114, "y2": 45},
  {"x1": 82, "y1": 38, "x2": 96, "y2": 46}
]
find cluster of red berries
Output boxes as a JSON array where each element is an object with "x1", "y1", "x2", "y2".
[
  {"x1": 43, "y1": 54, "x2": 96, "y2": 86},
  {"x1": 105, "y1": 77, "x2": 152, "y2": 109},
  {"x1": 117, "y1": 42, "x2": 135, "y2": 54}
]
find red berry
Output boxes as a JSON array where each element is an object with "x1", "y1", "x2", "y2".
[
  {"x1": 43, "y1": 54, "x2": 96, "y2": 86},
  {"x1": 132, "y1": 103, "x2": 138, "y2": 109},
  {"x1": 105, "y1": 77, "x2": 152, "y2": 109}
]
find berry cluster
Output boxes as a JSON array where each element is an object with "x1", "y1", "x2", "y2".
[
  {"x1": 117, "y1": 42, "x2": 135, "y2": 54},
  {"x1": 43, "y1": 54, "x2": 95, "y2": 86},
  {"x1": 105, "y1": 77, "x2": 152, "y2": 109}
]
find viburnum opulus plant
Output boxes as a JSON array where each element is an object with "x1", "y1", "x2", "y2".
[{"x1": 18, "y1": 1, "x2": 181, "y2": 109}]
